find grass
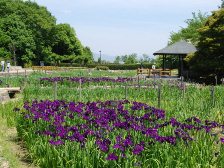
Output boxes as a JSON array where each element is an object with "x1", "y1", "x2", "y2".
[
  {"x1": 0, "y1": 69, "x2": 223, "y2": 168},
  {"x1": 0, "y1": 100, "x2": 36, "y2": 168}
]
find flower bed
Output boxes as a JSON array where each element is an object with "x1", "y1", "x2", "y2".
[
  {"x1": 40, "y1": 77, "x2": 134, "y2": 84},
  {"x1": 16, "y1": 100, "x2": 224, "y2": 167}
]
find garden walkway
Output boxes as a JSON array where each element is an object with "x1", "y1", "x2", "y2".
[
  {"x1": 0, "y1": 113, "x2": 36, "y2": 168},
  {"x1": 0, "y1": 69, "x2": 33, "y2": 77}
]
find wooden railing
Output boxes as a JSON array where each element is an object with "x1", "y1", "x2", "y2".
[{"x1": 137, "y1": 68, "x2": 172, "y2": 77}]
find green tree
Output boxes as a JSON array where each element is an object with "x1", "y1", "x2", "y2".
[
  {"x1": 50, "y1": 24, "x2": 82, "y2": 56},
  {"x1": 9, "y1": 0, "x2": 56, "y2": 65},
  {"x1": 187, "y1": 8, "x2": 224, "y2": 78},
  {"x1": 155, "y1": 12, "x2": 208, "y2": 70},
  {"x1": 114, "y1": 56, "x2": 121, "y2": 64},
  {"x1": 140, "y1": 54, "x2": 151, "y2": 63},
  {"x1": 0, "y1": 0, "x2": 93, "y2": 66},
  {"x1": 169, "y1": 12, "x2": 208, "y2": 45},
  {"x1": 121, "y1": 53, "x2": 138, "y2": 64},
  {"x1": 49, "y1": 24, "x2": 83, "y2": 63},
  {"x1": 220, "y1": 0, "x2": 224, "y2": 8},
  {"x1": 0, "y1": 13, "x2": 35, "y2": 66},
  {"x1": 82, "y1": 47, "x2": 93, "y2": 65}
]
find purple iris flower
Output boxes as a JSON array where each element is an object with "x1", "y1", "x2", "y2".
[
  {"x1": 174, "y1": 128, "x2": 193, "y2": 141},
  {"x1": 49, "y1": 139, "x2": 64, "y2": 146},
  {"x1": 96, "y1": 138, "x2": 111, "y2": 153},
  {"x1": 133, "y1": 143, "x2": 144, "y2": 155},
  {"x1": 220, "y1": 138, "x2": 224, "y2": 143},
  {"x1": 106, "y1": 153, "x2": 118, "y2": 161},
  {"x1": 113, "y1": 144, "x2": 125, "y2": 151},
  {"x1": 145, "y1": 128, "x2": 158, "y2": 138},
  {"x1": 22, "y1": 99, "x2": 224, "y2": 162},
  {"x1": 123, "y1": 135, "x2": 133, "y2": 147}
]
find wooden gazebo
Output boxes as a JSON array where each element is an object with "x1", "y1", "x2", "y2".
[{"x1": 153, "y1": 40, "x2": 196, "y2": 77}]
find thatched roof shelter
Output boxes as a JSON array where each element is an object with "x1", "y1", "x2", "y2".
[{"x1": 153, "y1": 40, "x2": 197, "y2": 76}]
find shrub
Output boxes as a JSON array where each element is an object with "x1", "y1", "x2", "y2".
[
  {"x1": 95, "y1": 66, "x2": 109, "y2": 70},
  {"x1": 88, "y1": 63, "x2": 153, "y2": 70},
  {"x1": 57, "y1": 63, "x2": 153, "y2": 70}
]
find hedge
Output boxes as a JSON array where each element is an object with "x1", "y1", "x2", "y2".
[
  {"x1": 87, "y1": 63, "x2": 153, "y2": 70},
  {"x1": 57, "y1": 63, "x2": 154, "y2": 70}
]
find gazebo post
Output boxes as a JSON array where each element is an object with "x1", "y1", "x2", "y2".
[
  {"x1": 153, "y1": 40, "x2": 196, "y2": 78},
  {"x1": 162, "y1": 55, "x2": 165, "y2": 70},
  {"x1": 179, "y1": 55, "x2": 184, "y2": 77}
]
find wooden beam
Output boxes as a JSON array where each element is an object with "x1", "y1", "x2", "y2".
[
  {"x1": 178, "y1": 55, "x2": 184, "y2": 77},
  {"x1": 162, "y1": 55, "x2": 165, "y2": 70}
]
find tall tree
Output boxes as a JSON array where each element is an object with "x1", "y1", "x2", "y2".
[
  {"x1": 114, "y1": 56, "x2": 121, "y2": 64},
  {"x1": 155, "y1": 12, "x2": 208, "y2": 69},
  {"x1": 82, "y1": 47, "x2": 93, "y2": 65},
  {"x1": 187, "y1": 8, "x2": 224, "y2": 78},
  {"x1": 0, "y1": 0, "x2": 93, "y2": 66},
  {"x1": 0, "y1": 13, "x2": 35, "y2": 66},
  {"x1": 141, "y1": 54, "x2": 151, "y2": 63},
  {"x1": 50, "y1": 24, "x2": 82, "y2": 56},
  {"x1": 220, "y1": 0, "x2": 224, "y2": 8},
  {"x1": 169, "y1": 12, "x2": 208, "y2": 45},
  {"x1": 121, "y1": 53, "x2": 138, "y2": 64}
]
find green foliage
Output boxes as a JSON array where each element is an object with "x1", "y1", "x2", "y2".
[
  {"x1": 155, "y1": 55, "x2": 179, "y2": 69},
  {"x1": 220, "y1": 0, "x2": 224, "y2": 8},
  {"x1": 1, "y1": 72, "x2": 224, "y2": 167},
  {"x1": 120, "y1": 53, "x2": 138, "y2": 64},
  {"x1": 114, "y1": 54, "x2": 155, "y2": 65},
  {"x1": 169, "y1": 12, "x2": 208, "y2": 45},
  {"x1": 188, "y1": 8, "x2": 224, "y2": 79},
  {"x1": 49, "y1": 24, "x2": 83, "y2": 61},
  {"x1": 81, "y1": 47, "x2": 94, "y2": 64},
  {"x1": 184, "y1": 53, "x2": 195, "y2": 63},
  {"x1": 95, "y1": 65, "x2": 109, "y2": 70},
  {"x1": 0, "y1": 13, "x2": 35, "y2": 66},
  {"x1": 0, "y1": 0, "x2": 93, "y2": 67},
  {"x1": 156, "y1": 12, "x2": 208, "y2": 71},
  {"x1": 140, "y1": 54, "x2": 151, "y2": 63},
  {"x1": 114, "y1": 56, "x2": 121, "y2": 64},
  {"x1": 87, "y1": 63, "x2": 153, "y2": 70}
]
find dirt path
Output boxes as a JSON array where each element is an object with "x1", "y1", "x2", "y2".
[
  {"x1": 0, "y1": 127, "x2": 36, "y2": 168},
  {"x1": 0, "y1": 99, "x2": 37, "y2": 168}
]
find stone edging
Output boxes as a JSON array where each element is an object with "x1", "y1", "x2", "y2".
[{"x1": 0, "y1": 90, "x2": 10, "y2": 103}]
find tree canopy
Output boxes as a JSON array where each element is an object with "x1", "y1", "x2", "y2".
[
  {"x1": 187, "y1": 8, "x2": 224, "y2": 78},
  {"x1": 154, "y1": 12, "x2": 208, "y2": 70},
  {"x1": 0, "y1": 0, "x2": 93, "y2": 66},
  {"x1": 113, "y1": 53, "x2": 155, "y2": 65},
  {"x1": 169, "y1": 12, "x2": 208, "y2": 45},
  {"x1": 220, "y1": 0, "x2": 224, "y2": 8}
]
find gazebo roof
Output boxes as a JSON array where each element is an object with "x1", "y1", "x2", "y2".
[{"x1": 153, "y1": 40, "x2": 197, "y2": 55}]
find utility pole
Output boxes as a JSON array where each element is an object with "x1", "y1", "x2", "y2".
[{"x1": 99, "y1": 50, "x2": 102, "y2": 64}]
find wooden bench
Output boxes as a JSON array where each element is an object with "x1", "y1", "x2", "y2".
[
  {"x1": 137, "y1": 68, "x2": 150, "y2": 75},
  {"x1": 137, "y1": 68, "x2": 172, "y2": 77}
]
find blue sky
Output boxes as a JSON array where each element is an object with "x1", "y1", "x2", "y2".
[{"x1": 34, "y1": 0, "x2": 220, "y2": 61}]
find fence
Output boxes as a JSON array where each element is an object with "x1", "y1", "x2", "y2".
[{"x1": 137, "y1": 68, "x2": 172, "y2": 77}]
